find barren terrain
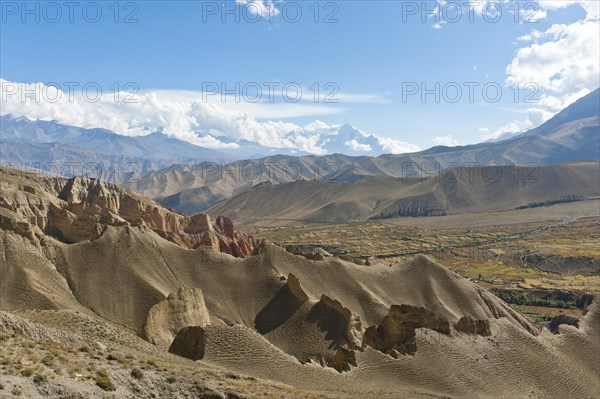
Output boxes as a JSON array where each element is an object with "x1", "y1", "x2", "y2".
[{"x1": 1, "y1": 167, "x2": 598, "y2": 398}]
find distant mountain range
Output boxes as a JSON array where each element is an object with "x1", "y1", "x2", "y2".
[
  {"x1": 0, "y1": 115, "x2": 233, "y2": 181},
  {"x1": 202, "y1": 123, "x2": 402, "y2": 159},
  {"x1": 0, "y1": 114, "x2": 420, "y2": 175},
  {"x1": 126, "y1": 88, "x2": 600, "y2": 215},
  {"x1": 206, "y1": 161, "x2": 600, "y2": 224}
]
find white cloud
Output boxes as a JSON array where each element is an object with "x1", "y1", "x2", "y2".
[
  {"x1": 537, "y1": 1, "x2": 599, "y2": 21},
  {"x1": 145, "y1": 89, "x2": 343, "y2": 120},
  {"x1": 0, "y1": 79, "x2": 306, "y2": 151},
  {"x1": 481, "y1": 121, "x2": 526, "y2": 141},
  {"x1": 375, "y1": 136, "x2": 420, "y2": 154},
  {"x1": 235, "y1": 0, "x2": 279, "y2": 20},
  {"x1": 489, "y1": 1, "x2": 600, "y2": 141},
  {"x1": 191, "y1": 134, "x2": 240, "y2": 149},
  {"x1": 432, "y1": 21, "x2": 445, "y2": 29},
  {"x1": 506, "y1": 21, "x2": 600, "y2": 94},
  {"x1": 344, "y1": 139, "x2": 372, "y2": 152},
  {"x1": 433, "y1": 135, "x2": 459, "y2": 146},
  {"x1": 335, "y1": 92, "x2": 389, "y2": 104},
  {"x1": 0, "y1": 79, "x2": 419, "y2": 156},
  {"x1": 303, "y1": 120, "x2": 333, "y2": 132},
  {"x1": 480, "y1": 89, "x2": 592, "y2": 140}
]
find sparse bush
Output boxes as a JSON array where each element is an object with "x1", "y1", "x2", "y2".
[
  {"x1": 94, "y1": 370, "x2": 116, "y2": 391},
  {"x1": 106, "y1": 354, "x2": 120, "y2": 362},
  {"x1": 33, "y1": 374, "x2": 46, "y2": 385},
  {"x1": 130, "y1": 368, "x2": 144, "y2": 380},
  {"x1": 41, "y1": 355, "x2": 54, "y2": 367},
  {"x1": 533, "y1": 314, "x2": 555, "y2": 323},
  {"x1": 21, "y1": 367, "x2": 35, "y2": 377}
]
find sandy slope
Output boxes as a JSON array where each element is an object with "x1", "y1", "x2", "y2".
[
  {"x1": 2, "y1": 230, "x2": 599, "y2": 397},
  {"x1": 207, "y1": 161, "x2": 600, "y2": 224},
  {"x1": 1, "y1": 167, "x2": 599, "y2": 398}
]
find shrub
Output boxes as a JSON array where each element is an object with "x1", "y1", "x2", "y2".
[
  {"x1": 33, "y1": 374, "x2": 46, "y2": 385},
  {"x1": 94, "y1": 371, "x2": 116, "y2": 392},
  {"x1": 130, "y1": 368, "x2": 144, "y2": 380},
  {"x1": 533, "y1": 314, "x2": 555, "y2": 323},
  {"x1": 21, "y1": 368, "x2": 35, "y2": 377},
  {"x1": 41, "y1": 356, "x2": 54, "y2": 367}
]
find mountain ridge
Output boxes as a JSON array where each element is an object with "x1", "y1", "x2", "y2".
[
  {"x1": 128, "y1": 89, "x2": 600, "y2": 214},
  {"x1": 206, "y1": 161, "x2": 600, "y2": 224}
]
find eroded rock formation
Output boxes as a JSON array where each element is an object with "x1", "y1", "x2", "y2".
[
  {"x1": 168, "y1": 326, "x2": 206, "y2": 360},
  {"x1": 362, "y1": 305, "x2": 451, "y2": 356},
  {"x1": 549, "y1": 315, "x2": 579, "y2": 334},
  {"x1": 307, "y1": 295, "x2": 364, "y2": 350},
  {"x1": 455, "y1": 316, "x2": 491, "y2": 336},
  {"x1": 0, "y1": 169, "x2": 257, "y2": 257},
  {"x1": 324, "y1": 347, "x2": 357, "y2": 373},
  {"x1": 255, "y1": 274, "x2": 309, "y2": 334},
  {"x1": 142, "y1": 288, "x2": 211, "y2": 348}
]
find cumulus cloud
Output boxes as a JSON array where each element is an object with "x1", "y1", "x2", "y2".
[
  {"x1": 506, "y1": 21, "x2": 599, "y2": 94},
  {"x1": 537, "y1": 1, "x2": 599, "y2": 21},
  {"x1": 345, "y1": 139, "x2": 372, "y2": 152},
  {"x1": 481, "y1": 88, "x2": 592, "y2": 140},
  {"x1": 0, "y1": 79, "x2": 304, "y2": 150},
  {"x1": 0, "y1": 79, "x2": 419, "y2": 155},
  {"x1": 433, "y1": 135, "x2": 459, "y2": 146},
  {"x1": 484, "y1": 1, "x2": 599, "y2": 141},
  {"x1": 376, "y1": 136, "x2": 420, "y2": 154},
  {"x1": 303, "y1": 120, "x2": 332, "y2": 132},
  {"x1": 429, "y1": 0, "x2": 504, "y2": 29},
  {"x1": 235, "y1": 0, "x2": 279, "y2": 19},
  {"x1": 432, "y1": 21, "x2": 446, "y2": 29}
]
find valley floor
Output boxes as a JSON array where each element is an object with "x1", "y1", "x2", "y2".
[{"x1": 247, "y1": 200, "x2": 600, "y2": 320}]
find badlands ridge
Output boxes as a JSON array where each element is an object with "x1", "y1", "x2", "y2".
[{"x1": 0, "y1": 166, "x2": 598, "y2": 398}]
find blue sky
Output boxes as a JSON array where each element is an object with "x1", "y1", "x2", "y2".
[{"x1": 1, "y1": 1, "x2": 598, "y2": 154}]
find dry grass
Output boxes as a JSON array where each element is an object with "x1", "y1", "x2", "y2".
[
  {"x1": 0, "y1": 326, "x2": 343, "y2": 399},
  {"x1": 247, "y1": 217, "x2": 599, "y2": 289}
]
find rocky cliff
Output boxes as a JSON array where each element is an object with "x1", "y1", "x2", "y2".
[{"x1": 0, "y1": 167, "x2": 257, "y2": 257}]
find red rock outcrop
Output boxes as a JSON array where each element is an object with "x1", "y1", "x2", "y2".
[
  {"x1": 215, "y1": 215, "x2": 234, "y2": 239},
  {"x1": 0, "y1": 168, "x2": 257, "y2": 257}
]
